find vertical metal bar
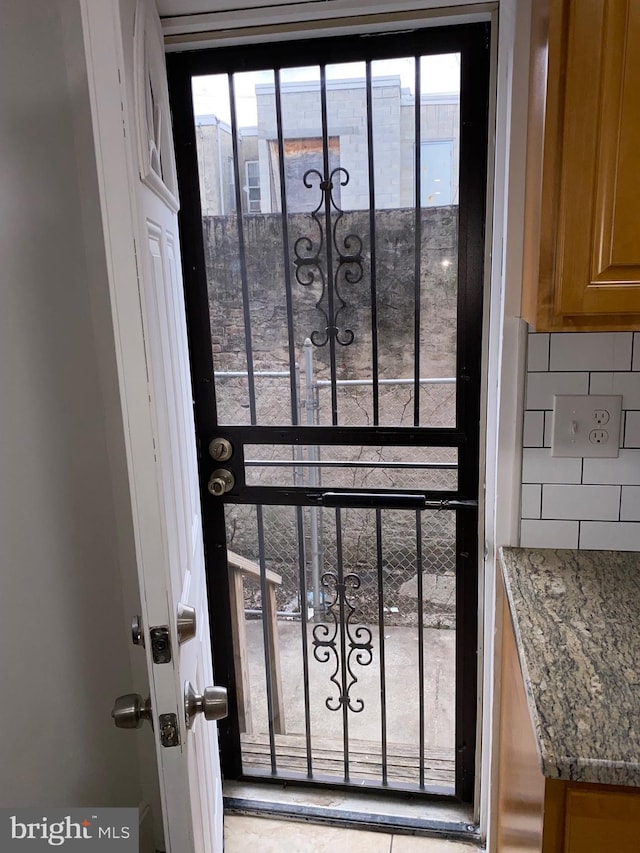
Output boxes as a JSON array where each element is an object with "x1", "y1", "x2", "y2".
[
  {"x1": 416, "y1": 510, "x2": 425, "y2": 788},
  {"x1": 256, "y1": 506, "x2": 277, "y2": 774},
  {"x1": 305, "y1": 340, "x2": 322, "y2": 623},
  {"x1": 296, "y1": 505, "x2": 314, "y2": 777},
  {"x1": 228, "y1": 73, "x2": 257, "y2": 425},
  {"x1": 293, "y1": 333, "x2": 313, "y2": 777},
  {"x1": 365, "y1": 62, "x2": 380, "y2": 427},
  {"x1": 274, "y1": 69, "x2": 300, "y2": 426},
  {"x1": 293, "y1": 365, "x2": 303, "y2": 486},
  {"x1": 319, "y1": 65, "x2": 339, "y2": 426},
  {"x1": 230, "y1": 74, "x2": 276, "y2": 772},
  {"x1": 335, "y1": 508, "x2": 350, "y2": 782},
  {"x1": 454, "y1": 26, "x2": 489, "y2": 803},
  {"x1": 375, "y1": 508, "x2": 388, "y2": 785},
  {"x1": 413, "y1": 57, "x2": 422, "y2": 427}
]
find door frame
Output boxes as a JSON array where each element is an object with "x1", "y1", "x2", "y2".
[
  {"x1": 79, "y1": 0, "x2": 532, "y2": 847},
  {"x1": 161, "y1": 4, "x2": 532, "y2": 848},
  {"x1": 168, "y1": 20, "x2": 489, "y2": 804}
]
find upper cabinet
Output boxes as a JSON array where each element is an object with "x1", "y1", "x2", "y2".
[{"x1": 522, "y1": 0, "x2": 640, "y2": 331}]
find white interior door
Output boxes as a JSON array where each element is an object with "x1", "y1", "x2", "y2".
[{"x1": 80, "y1": 0, "x2": 223, "y2": 850}]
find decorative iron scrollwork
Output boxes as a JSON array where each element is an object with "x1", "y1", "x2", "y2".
[
  {"x1": 312, "y1": 571, "x2": 373, "y2": 712},
  {"x1": 293, "y1": 168, "x2": 363, "y2": 347}
]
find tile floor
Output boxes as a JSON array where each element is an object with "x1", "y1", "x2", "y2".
[{"x1": 224, "y1": 816, "x2": 480, "y2": 852}]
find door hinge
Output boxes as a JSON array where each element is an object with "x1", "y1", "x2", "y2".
[
  {"x1": 150, "y1": 626, "x2": 172, "y2": 664},
  {"x1": 159, "y1": 713, "x2": 180, "y2": 748}
]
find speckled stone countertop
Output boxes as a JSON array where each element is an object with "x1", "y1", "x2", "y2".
[{"x1": 499, "y1": 547, "x2": 640, "y2": 787}]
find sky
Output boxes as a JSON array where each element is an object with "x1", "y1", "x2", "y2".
[{"x1": 191, "y1": 54, "x2": 461, "y2": 127}]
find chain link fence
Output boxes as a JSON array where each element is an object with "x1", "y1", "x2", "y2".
[{"x1": 219, "y1": 364, "x2": 457, "y2": 628}]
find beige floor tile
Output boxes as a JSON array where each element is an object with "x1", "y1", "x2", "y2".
[
  {"x1": 224, "y1": 815, "x2": 392, "y2": 852},
  {"x1": 391, "y1": 835, "x2": 479, "y2": 852}
]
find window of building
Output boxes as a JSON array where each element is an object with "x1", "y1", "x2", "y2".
[
  {"x1": 420, "y1": 139, "x2": 454, "y2": 206},
  {"x1": 245, "y1": 161, "x2": 261, "y2": 213}
]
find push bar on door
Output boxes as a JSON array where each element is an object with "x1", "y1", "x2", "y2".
[{"x1": 318, "y1": 492, "x2": 478, "y2": 510}]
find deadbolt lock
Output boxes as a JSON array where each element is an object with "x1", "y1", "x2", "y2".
[
  {"x1": 209, "y1": 437, "x2": 233, "y2": 463},
  {"x1": 177, "y1": 603, "x2": 197, "y2": 645},
  {"x1": 208, "y1": 468, "x2": 235, "y2": 496}
]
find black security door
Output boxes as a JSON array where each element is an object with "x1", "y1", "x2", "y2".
[{"x1": 169, "y1": 22, "x2": 489, "y2": 804}]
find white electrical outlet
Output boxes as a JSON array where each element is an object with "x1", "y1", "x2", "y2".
[{"x1": 551, "y1": 395, "x2": 622, "y2": 457}]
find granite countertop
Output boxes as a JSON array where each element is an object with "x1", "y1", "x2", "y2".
[{"x1": 499, "y1": 546, "x2": 640, "y2": 787}]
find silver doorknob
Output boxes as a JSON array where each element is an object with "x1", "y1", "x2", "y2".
[
  {"x1": 207, "y1": 468, "x2": 235, "y2": 496},
  {"x1": 184, "y1": 681, "x2": 227, "y2": 729},
  {"x1": 112, "y1": 693, "x2": 152, "y2": 729}
]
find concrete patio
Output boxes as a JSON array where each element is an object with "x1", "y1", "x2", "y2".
[{"x1": 240, "y1": 619, "x2": 456, "y2": 788}]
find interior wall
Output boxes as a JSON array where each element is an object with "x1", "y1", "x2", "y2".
[{"x1": 0, "y1": 0, "x2": 151, "y2": 814}]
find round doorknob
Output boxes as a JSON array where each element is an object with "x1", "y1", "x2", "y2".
[
  {"x1": 184, "y1": 681, "x2": 228, "y2": 729},
  {"x1": 207, "y1": 468, "x2": 235, "y2": 496},
  {"x1": 111, "y1": 693, "x2": 152, "y2": 729}
]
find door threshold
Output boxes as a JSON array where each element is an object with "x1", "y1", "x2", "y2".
[{"x1": 223, "y1": 782, "x2": 479, "y2": 843}]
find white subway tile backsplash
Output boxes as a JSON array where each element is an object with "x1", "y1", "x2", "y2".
[
  {"x1": 527, "y1": 333, "x2": 550, "y2": 371},
  {"x1": 522, "y1": 448, "x2": 582, "y2": 484},
  {"x1": 579, "y1": 521, "x2": 640, "y2": 551},
  {"x1": 549, "y1": 332, "x2": 632, "y2": 372},
  {"x1": 521, "y1": 519, "x2": 579, "y2": 549},
  {"x1": 519, "y1": 332, "x2": 640, "y2": 549},
  {"x1": 523, "y1": 411, "x2": 545, "y2": 447},
  {"x1": 624, "y1": 411, "x2": 640, "y2": 448},
  {"x1": 521, "y1": 484, "x2": 542, "y2": 519},
  {"x1": 526, "y1": 372, "x2": 589, "y2": 410},
  {"x1": 582, "y1": 450, "x2": 640, "y2": 485},
  {"x1": 542, "y1": 484, "x2": 620, "y2": 521},
  {"x1": 620, "y1": 487, "x2": 640, "y2": 521},
  {"x1": 589, "y1": 372, "x2": 640, "y2": 409}
]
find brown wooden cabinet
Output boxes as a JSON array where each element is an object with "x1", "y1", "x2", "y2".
[
  {"x1": 497, "y1": 580, "x2": 640, "y2": 851},
  {"x1": 522, "y1": 0, "x2": 640, "y2": 331}
]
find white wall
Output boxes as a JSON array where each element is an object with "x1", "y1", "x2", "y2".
[{"x1": 0, "y1": 0, "x2": 157, "y2": 827}]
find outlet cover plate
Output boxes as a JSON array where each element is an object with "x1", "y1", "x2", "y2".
[{"x1": 551, "y1": 395, "x2": 622, "y2": 458}]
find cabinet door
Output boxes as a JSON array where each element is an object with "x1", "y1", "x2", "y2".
[
  {"x1": 524, "y1": 0, "x2": 640, "y2": 330},
  {"x1": 564, "y1": 787, "x2": 640, "y2": 853},
  {"x1": 557, "y1": 0, "x2": 640, "y2": 319}
]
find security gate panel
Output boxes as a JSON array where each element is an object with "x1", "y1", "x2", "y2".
[{"x1": 169, "y1": 22, "x2": 489, "y2": 803}]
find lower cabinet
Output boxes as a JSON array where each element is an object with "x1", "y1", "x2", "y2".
[
  {"x1": 562, "y1": 788, "x2": 640, "y2": 852},
  {"x1": 497, "y1": 579, "x2": 640, "y2": 851}
]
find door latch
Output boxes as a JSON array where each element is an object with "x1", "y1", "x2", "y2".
[
  {"x1": 131, "y1": 614, "x2": 144, "y2": 647},
  {"x1": 150, "y1": 626, "x2": 172, "y2": 664},
  {"x1": 159, "y1": 713, "x2": 180, "y2": 748}
]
